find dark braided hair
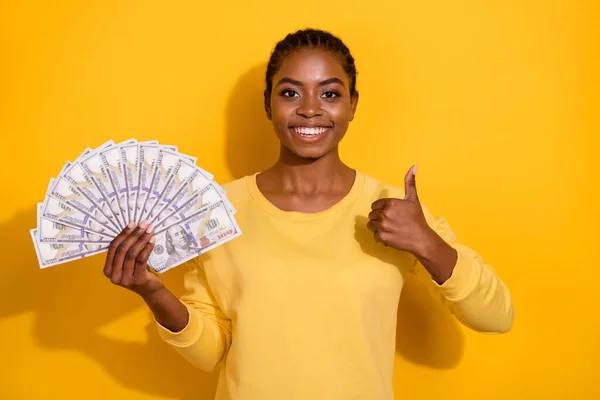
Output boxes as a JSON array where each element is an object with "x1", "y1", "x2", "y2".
[{"x1": 264, "y1": 28, "x2": 358, "y2": 100}]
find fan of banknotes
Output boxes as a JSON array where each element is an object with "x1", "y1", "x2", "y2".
[{"x1": 30, "y1": 139, "x2": 241, "y2": 273}]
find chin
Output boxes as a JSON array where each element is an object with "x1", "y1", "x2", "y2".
[
  {"x1": 284, "y1": 142, "x2": 335, "y2": 160},
  {"x1": 277, "y1": 130, "x2": 344, "y2": 161}
]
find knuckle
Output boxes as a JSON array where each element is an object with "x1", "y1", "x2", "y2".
[
  {"x1": 125, "y1": 249, "x2": 138, "y2": 262},
  {"x1": 115, "y1": 246, "x2": 127, "y2": 258},
  {"x1": 135, "y1": 256, "x2": 147, "y2": 267},
  {"x1": 380, "y1": 220, "x2": 392, "y2": 231},
  {"x1": 389, "y1": 198, "x2": 400, "y2": 207}
]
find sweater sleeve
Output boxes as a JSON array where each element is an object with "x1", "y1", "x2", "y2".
[
  {"x1": 417, "y1": 204, "x2": 515, "y2": 334},
  {"x1": 155, "y1": 256, "x2": 232, "y2": 371}
]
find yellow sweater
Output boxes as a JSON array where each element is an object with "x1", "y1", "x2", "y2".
[{"x1": 156, "y1": 171, "x2": 514, "y2": 400}]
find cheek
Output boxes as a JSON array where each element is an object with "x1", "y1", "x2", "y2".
[
  {"x1": 329, "y1": 105, "x2": 351, "y2": 127},
  {"x1": 271, "y1": 100, "x2": 289, "y2": 121}
]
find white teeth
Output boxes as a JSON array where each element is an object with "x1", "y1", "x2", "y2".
[{"x1": 293, "y1": 127, "x2": 329, "y2": 136}]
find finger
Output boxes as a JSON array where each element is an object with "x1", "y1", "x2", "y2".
[
  {"x1": 371, "y1": 198, "x2": 388, "y2": 211},
  {"x1": 122, "y1": 224, "x2": 154, "y2": 282},
  {"x1": 404, "y1": 164, "x2": 419, "y2": 202},
  {"x1": 374, "y1": 231, "x2": 386, "y2": 245},
  {"x1": 134, "y1": 237, "x2": 155, "y2": 281},
  {"x1": 368, "y1": 209, "x2": 384, "y2": 221},
  {"x1": 111, "y1": 220, "x2": 149, "y2": 284},
  {"x1": 104, "y1": 221, "x2": 136, "y2": 278},
  {"x1": 366, "y1": 219, "x2": 380, "y2": 233}
]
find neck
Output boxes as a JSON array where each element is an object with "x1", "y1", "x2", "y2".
[{"x1": 266, "y1": 144, "x2": 354, "y2": 193}]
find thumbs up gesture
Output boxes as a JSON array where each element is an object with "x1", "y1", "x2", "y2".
[{"x1": 367, "y1": 165, "x2": 433, "y2": 256}]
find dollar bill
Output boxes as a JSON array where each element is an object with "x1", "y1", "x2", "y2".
[
  {"x1": 47, "y1": 169, "x2": 121, "y2": 235},
  {"x1": 37, "y1": 216, "x2": 112, "y2": 243},
  {"x1": 146, "y1": 158, "x2": 213, "y2": 226},
  {"x1": 134, "y1": 144, "x2": 162, "y2": 224},
  {"x1": 120, "y1": 142, "x2": 140, "y2": 228},
  {"x1": 138, "y1": 148, "x2": 185, "y2": 224},
  {"x1": 154, "y1": 182, "x2": 231, "y2": 229},
  {"x1": 30, "y1": 229, "x2": 108, "y2": 269},
  {"x1": 79, "y1": 143, "x2": 125, "y2": 229},
  {"x1": 40, "y1": 192, "x2": 118, "y2": 237},
  {"x1": 99, "y1": 139, "x2": 137, "y2": 228},
  {"x1": 148, "y1": 200, "x2": 241, "y2": 273},
  {"x1": 37, "y1": 203, "x2": 112, "y2": 243},
  {"x1": 61, "y1": 159, "x2": 122, "y2": 232}
]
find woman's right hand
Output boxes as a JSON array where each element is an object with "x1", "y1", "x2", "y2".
[{"x1": 103, "y1": 220, "x2": 165, "y2": 298}]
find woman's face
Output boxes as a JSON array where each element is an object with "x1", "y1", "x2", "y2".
[{"x1": 267, "y1": 48, "x2": 358, "y2": 160}]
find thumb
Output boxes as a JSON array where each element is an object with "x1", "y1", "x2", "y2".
[{"x1": 404, "y1": 164, "x2": 419, "y2": 201}]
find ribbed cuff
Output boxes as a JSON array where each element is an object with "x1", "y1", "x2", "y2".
[
  {"x1": 433, "y1": 248, "x2": 480, "y2": 301},
  {"x1": 156, "y1": 301, "x2": 204, "y2": 347}
]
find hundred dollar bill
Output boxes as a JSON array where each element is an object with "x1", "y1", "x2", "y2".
[
  {"x1": 31, "y1": 229, "x2": 108, "y2": 269},
  {"x1": 37, "y1": 203, "x2": 112, "y2": 243},
  {"x1": 120, "y1": 142, "x2": 140, "y2": 228},
  {"x1": 40, "y1": 191, "x2": 117, "y2": 237},
  {"x1": 134, "y1": 144, "x2": 162, "y2": 224},
  {"x1": 138, "y1": 149, "x2": 195, "y2": 224},
  {"x1": 99, "y1": 139, "x2": 137, "y2": 228},
  {"x1": 154, "y1": 182, "x2": 231, "y2": 229},
  {"x1": 146, "y1": 158, "x2": 213, "y2": 226},
  {"x1": 61, "y1": 158, "x2": 122, "y2": 232},
  {"x1": 80, "y1": 141, "x2": 126, "y2": 228},
  {"x1": 148, "y1": 200, "x2": 241, "y2": 273},
  {"x1": 48, "y1": 169, "x2": 120, "y2": 235},
  {"x1": 37, "y1": 215, "x2": 112, "y2": 243}
]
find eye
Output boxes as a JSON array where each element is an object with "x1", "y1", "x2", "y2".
[
  {"x1": 322, "y1": 91, "x2": 339, "y2": 99},
  {"x1": 281, "y1": 89, "x2": 299, "y2": 98}
]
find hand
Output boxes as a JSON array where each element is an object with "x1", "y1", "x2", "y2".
[
  {"x1": 367, "y1": 165, "x2": 434, "y2": 255},
  {"x1": 103, "y1": 220, "x2": 165, "y2": 298}
]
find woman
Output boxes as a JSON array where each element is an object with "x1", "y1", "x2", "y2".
[{"x1": 103, "y1": 29, "x2": 514, "y2": 399}]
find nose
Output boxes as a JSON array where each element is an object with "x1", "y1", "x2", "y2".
[{"x1": 296, "y1": 95, "x2": 323, "y2": 118}]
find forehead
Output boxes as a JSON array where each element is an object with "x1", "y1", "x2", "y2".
[{"x1": 275, "y1": 48, "x2": 348, "y2": 84}]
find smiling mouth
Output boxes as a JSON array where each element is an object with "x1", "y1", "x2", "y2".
[{"x1": 291, "y1": 126, "x2": 331, "y2": 137}]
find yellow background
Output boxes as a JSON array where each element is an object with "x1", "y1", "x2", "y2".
[{"x1": 1, "y1": 1, "x2": 598, "y2": 399}]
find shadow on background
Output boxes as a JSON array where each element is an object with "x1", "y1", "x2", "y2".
[
  {"x1": 0, "y1": 209, "x2": 218, "y2": 399},
  {"x1": 225, "y1": 63, "x2": 279, "y2": 179}
]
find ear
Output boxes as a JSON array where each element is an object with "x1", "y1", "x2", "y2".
[
  {"x1": 264, "y1": 90, "x2": 272, "y2": 121},
  {"x1": 349, "y1": 91, "x2": 359, "y2": 121}
]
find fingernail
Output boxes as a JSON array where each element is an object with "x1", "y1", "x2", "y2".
[
  {"x1": 127, "y1": 221, "x2": 135, "y2": 229},
  {"x1": 413, "y1": 165, "x2": 418, "y2": 176},
  {"x1": 149, "y1": 237, "x2": 155, "y2": 244},
  {"x1": 146, "y1": 225, "x2": 154, "y2": 234},
  {"x1": 139, "y1": 220, "x2": 149, "y2": 229}
]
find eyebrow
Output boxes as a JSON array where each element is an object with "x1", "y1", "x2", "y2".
[{"x1": 276, "y1": 77, "x2": 346, "y2": 88}]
